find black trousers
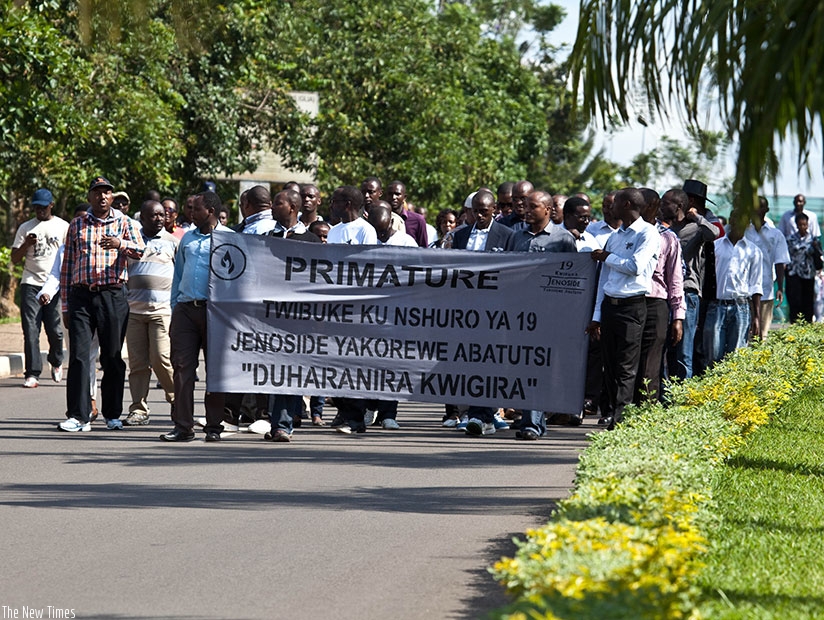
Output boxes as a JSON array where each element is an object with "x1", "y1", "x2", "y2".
[
  {"x1": 365, "y1": 398, "x2": 398, "y2": 421},
  {"x1": 169, "y1": 302, "x2": 225, "y2": 434},
  {"x1": 786, "y1": 274, "x2": 815, "y2": 324},
  {"x1": 335, "y1": 397, "x2": 368, "y2": 431},
  {"x1": 66, "y1": 285, "x2": 129, "y2": 422},
  {"x1": 634, "y1": 297, "x2": 669, "y2": 404},
  {"x1": 600, "y1": 295, "x2": 647, "y2": 422}
]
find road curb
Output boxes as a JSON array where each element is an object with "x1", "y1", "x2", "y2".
[{"x1": 0, "y1": 351, "x2": 56, "y2": 380}]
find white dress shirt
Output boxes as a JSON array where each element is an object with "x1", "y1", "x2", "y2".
[
  {"x1": 744, "y1": 224, "x2": 790, "y2": 300},
  {"x1": 466, "y1": 224, "x2": 491, "y2": 252},
  {"x1": 713, "y1": 235, "x2": 763, "y2": 300},
  {"x1": 592, "y1": 217, "x2": 660, "y2": 322}
]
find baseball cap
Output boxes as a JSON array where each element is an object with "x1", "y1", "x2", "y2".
[
  {"x1": 112, "y1": 191, "x2": 131, "y2": 204},
  {"x1": 89, "y1": 176, "x2": 114, "y2": 192},
  {"x1": 31, "y1": 188, "x2": 54, "y2": 207}
]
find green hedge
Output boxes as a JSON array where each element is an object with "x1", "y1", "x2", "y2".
[{"x1": 491, "y1": 323, "x2": 824, "y2": 620}]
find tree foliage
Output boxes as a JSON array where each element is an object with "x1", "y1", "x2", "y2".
[
  {"x1": 0, "y1": 0, "x2": 618, "y2": 221},
  {"x1": 569, "y1": 0, "x2": 824, "y2": 215},
  {"x1": 621, "y1": 128, "x2": 731, "y2": 191}
]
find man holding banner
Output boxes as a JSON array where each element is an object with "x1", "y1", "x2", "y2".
[
  {"x1": 325, "y1": 186, "x2": 380, "y2": 434},
  {"x1": 160, "y1": 191, "x2": 234, "y2": 443}
]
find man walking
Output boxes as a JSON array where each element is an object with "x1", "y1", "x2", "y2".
[
  {"x1": 586, "y1": 188, "x2": 660, "y2": 430},
  {"x1": 12, "y1": 188, "x2": 69, "y2": 388},
  {"x1": 703, "y1": 210, "x2": 763, "y2": 367},
  {"x1": 58, "y1": 176, "x2": 144, "y2": 432},
  {"x1": 124, "y1": 200, "x2": 179, "y2": 426},
  {"x1": 160, "y1": 191, "x2": 233, "y2": 443}
]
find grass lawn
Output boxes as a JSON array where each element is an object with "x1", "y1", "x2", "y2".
[{"x1": 698, "y1": 386, "x2": 824, "y2": 618}]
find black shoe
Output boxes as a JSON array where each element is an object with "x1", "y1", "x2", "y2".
[
  {"x1": 160, "y1": 429, "x2": 195, "y2": 442},
  {"x1": 568, "y1": 412, "x2": 584, "y2": 427},
  {"x1": 292, "y1": 415, "x2": 302, "y2": 428},
  {"x1": 515, "y1": 429, "x2": 539, "y2": 441},
  {"x1": 597, "y1": 416, "x2": 616, "y2": 430},
  {"x1": 204, "y1": 431, "x2": 221, "y2": 442}
]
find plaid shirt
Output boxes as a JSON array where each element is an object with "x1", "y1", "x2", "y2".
[{"x1": 60, "y1": 210, "x2": 144, "y2": 312}]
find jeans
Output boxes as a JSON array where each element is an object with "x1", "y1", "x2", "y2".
[
  {"x1": 671, "y1": 291, "x2": 700, "y2": 380},
  {"x1": 519, "y1": 410, "x2": 546, "y2": 436},
  {"x1": 309, "y1": 395, "x2": 326, "y2": 419},
  {"x1": 20, "y1": 283, "x2": 63, "y2": 378},
  {"x1": 268, "y1": 394, "x2": 305, "y2": 433},
  {"x1": 703, "y1": 300, "x2": 750, "y2": 368}
]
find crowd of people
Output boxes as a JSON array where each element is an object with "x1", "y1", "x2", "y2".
[{"x1": 12, "y1": 175, "x2": 823, "y2": 442}]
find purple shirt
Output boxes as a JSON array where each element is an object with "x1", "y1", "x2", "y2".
[
  {"x1": 399, "y1": 206, "x2": 429, "y2": 248},
  {"x1": 649, "y1": 224, "x2": 686, "y2": 320}
]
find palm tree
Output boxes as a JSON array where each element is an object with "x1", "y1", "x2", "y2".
[{"x1": 568, "y1": 0, "x2": 824, "y2": 212}]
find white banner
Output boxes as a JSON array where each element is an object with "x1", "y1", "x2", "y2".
[{"x1": 206, "y1": 230, "x2": 596, "y2": 413}]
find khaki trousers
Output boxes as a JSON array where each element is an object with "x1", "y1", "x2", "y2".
[{"x1": 126, "y1": 311, "x2": 175, "y2": 416}]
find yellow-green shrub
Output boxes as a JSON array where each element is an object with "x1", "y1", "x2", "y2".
[{"x1": 492, "y1": 323, "x2": 824, "y2": 619}]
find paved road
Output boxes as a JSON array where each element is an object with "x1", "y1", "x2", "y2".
[{"x1": 0, "y1": 373, "x2": 593, "y2": 619}]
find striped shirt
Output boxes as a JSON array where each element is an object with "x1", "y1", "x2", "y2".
[
  {"x1": 60, "y1": 210, "x2": 145, "y2": 312},
  {"x1": 126, "y1": 229, "x2": 179, "y2": 315}
]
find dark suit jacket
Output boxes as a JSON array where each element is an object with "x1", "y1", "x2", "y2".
[{"x1": 452, "y1": 221, "x2": 513, "y2": 252}]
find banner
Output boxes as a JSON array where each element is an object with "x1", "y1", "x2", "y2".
[{"x1": 206, "y1": 230, "x2": 597, "y2": 413}]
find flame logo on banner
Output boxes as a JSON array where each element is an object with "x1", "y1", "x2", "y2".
[
  {"x1": 210, "y1": 241, "x2": 247, "y2": 281},
  {"x1": 221, "y1": 251, "x2": 235, "y2": 275}
]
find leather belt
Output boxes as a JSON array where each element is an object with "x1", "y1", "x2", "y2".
[
  {"x1": 74, "y1": 283, "x2": 123, "y2": 292},
  {"x1": 716, "y1": 298, "x2": 748, "y2": 306},
  {"x1": 183, "y1": 299, "x2": 208, "y2": 307},
  {"x1": 604, "y1": 294, "x2": 646, "y2": 306}
]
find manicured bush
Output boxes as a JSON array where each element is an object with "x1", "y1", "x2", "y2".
[{"x1": 491, "y1": 323, "x2": 824, "y2": 619}]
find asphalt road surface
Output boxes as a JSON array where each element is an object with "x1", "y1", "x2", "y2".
[{"x1": 0, "y1": 374, "x2": 593, "y2": 619}]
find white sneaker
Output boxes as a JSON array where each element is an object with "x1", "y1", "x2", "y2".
[
  {"x1": 58, "y1": 418, "x2": 91, "y2": 432},
  {"x1": 23, "y1": 376, "x2": 39, "y2": 388},
  {"x1": 247, "y1": 419, "x2": 271, "y2": 435},
  {"x1": 481, "y1": 422, "x2": 496, "y2": 435},
  {"x1": 465, "y1": 418, "x2": 484, "y2": 436},
  {"x1": 364, "y1": 409, "x2": 378, "y2": 426},
  {"x1": 51, "y1": 365, "x2": 63, "y2": 383},
  {"x1": 442, "y1": 417, "x2": 459, "y2": 428},
  {"x1": 381, "y1": 418, "x2": 400, "y2": 430}
]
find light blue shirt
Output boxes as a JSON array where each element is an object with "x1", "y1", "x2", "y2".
[
  {"x1": 593, "y1": 217, "x2": 660, "y2": 322},
  {"x1": 171, "y1": 224, "x2": 234, "y2": 306},
  {"x1": 240, "y1": 210, "x2": 278, "y2": 235},
  {"x1": 585, "y1": 219, "x2": 618, "y2": 250},
  {"x1": 466, "y1": 225, "x2": 490, "y2": 252}
]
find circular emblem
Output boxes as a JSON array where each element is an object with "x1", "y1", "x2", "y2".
[{"x1": 210, "y1": 243, "x2": 247, "y2": 281}]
